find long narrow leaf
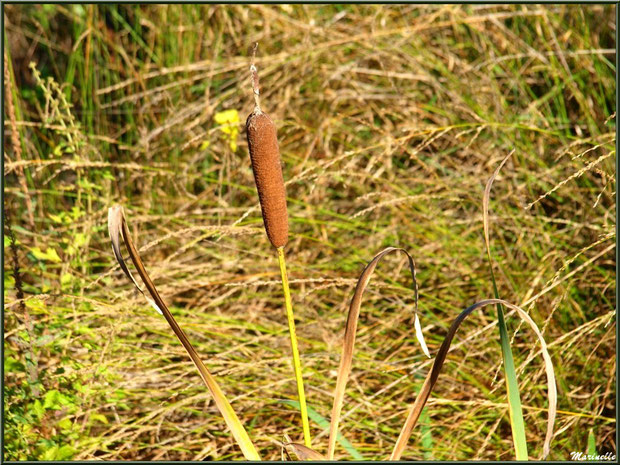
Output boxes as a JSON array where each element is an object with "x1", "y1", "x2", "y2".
[
  {"x1": 390, "y1": 298, "x2": 556, "y2": 460},
  {"x1": 108, "y1": 206, "x2": 163, "y2": 315},
  {"x1": 107, "y1": 206, "x2": 261, "y2": 461},
  {"x1": 483, "y1": 151, "x2": 556, "y2": 460},
  {"x1": 327, "y1": 247, "x2": 430, "y2": 460},
  {"x1": 483, "y1": 150, "x2": 528, "y2": 460}
]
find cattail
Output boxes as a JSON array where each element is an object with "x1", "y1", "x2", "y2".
[
  {"x1": 245, "y1": 46, "x2": 311, "y2": 448},
  {"x1": 246, "y1": 52, "x2": 289, "y2": 249}
]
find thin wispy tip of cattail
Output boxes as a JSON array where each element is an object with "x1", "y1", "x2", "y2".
[{"x1": 250, "y1": 43, "x2": 261, "y2": 111}]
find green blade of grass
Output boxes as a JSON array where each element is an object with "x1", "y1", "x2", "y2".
[
  {"x1": 493, "y1": 278, "x2": 528, "y2": 460},
  {"x1": 483, "y1": 151, "x2": 528, "y2": 460},
  {"x1": 587, "y1": 429, "x2": 597, "y2": 457},
  {"x1": 483, "y1": 151, "x2": 556, "y2": 460},
  {"x1": 280, "y1": 399, "x2": 364, "y2": 460}
]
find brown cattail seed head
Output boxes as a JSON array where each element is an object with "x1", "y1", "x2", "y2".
[{"x1": 246, "y1": 109, "x2": 289, "y2": 248}]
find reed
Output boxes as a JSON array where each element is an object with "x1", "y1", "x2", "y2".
[{"x1": 245, "y1": 46, "x2": 311, "y2": 448}]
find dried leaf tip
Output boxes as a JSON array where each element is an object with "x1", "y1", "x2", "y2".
[{"x1": 282, "y1": 434, "x2": 326, "y2": 461}]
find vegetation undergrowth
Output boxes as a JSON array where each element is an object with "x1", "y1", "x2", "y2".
[{"x1": 3, "y1": 4, "x2": 615, "y2": 460}]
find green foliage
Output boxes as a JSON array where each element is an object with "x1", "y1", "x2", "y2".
[{"x1": 4, "y1": 377, "x2": 80, "y2": 460}]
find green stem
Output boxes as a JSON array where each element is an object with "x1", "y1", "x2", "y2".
[{"x1": 277, "y1": 246, "x2": 311, "y2": 447}]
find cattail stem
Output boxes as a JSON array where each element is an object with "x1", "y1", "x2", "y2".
[{"x1": 277, "y1": 246, "x2": 311, "y2": 448}]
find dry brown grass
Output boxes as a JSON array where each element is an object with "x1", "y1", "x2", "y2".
[{"x1": 3, "y1": 3, "x2": 615, "y2": 461}]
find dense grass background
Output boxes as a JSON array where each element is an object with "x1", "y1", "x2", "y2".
[{"x1": 3, "y1": 4, "x2": 615, "y2": 461}]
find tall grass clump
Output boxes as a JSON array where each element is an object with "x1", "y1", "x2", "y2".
[
  {"x1": 4, "y1": 4, "x2": 613, "y2": 461},
  {"x1": 106, "y1": 51, "x2": 558, "y2": 461}
]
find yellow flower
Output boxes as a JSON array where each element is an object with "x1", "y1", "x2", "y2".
[{"x1": 214, "y1": 109, "x2": 240, "y2": 151}]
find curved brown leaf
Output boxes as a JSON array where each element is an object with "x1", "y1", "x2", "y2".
[
  {"x1": 107, "y1": 206, "x2": 261, "y2": 461},
  {"x1": 390, "y1": 298, "x2": 556, "y2": 460},
  {"x1": 483, "y1": 151, "x2": 514, "y2": 256},
  {"x1": 327, "y1": 247, "x2": 430, "y2": 459},
  {"x1": 108, "y1": 206, "x2": 162, "y2": 314}
]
